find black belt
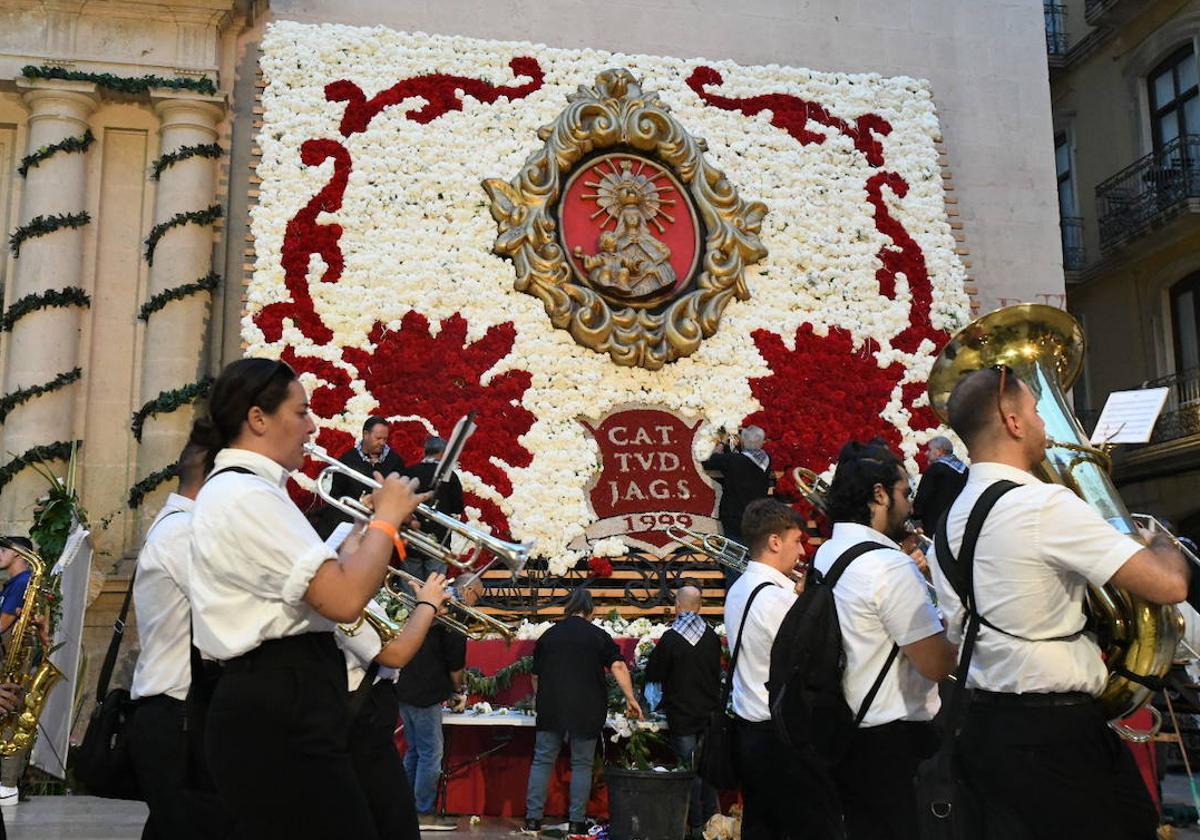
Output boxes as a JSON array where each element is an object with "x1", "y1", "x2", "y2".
[
  {"x1": 222, "y1": 631, "x2": 340, "y2": 674},
  {"x1": 972, "y1": 690, "x2": 1094, "y2": 708},
  {"x1": 733, "y1": 716, "x2": 776, "y2": 731}
]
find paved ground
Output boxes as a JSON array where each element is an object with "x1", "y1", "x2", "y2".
[{"x1": 5, "y1": 788, "x2": 1200, "y2": 839}]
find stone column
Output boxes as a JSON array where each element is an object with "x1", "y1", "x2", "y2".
[
  {"x1": 133, "y1": 91, "x2": 224, "y2": 527},
  {"x1": 0, "y1": 80, "x2": 97, "y2": 532}
]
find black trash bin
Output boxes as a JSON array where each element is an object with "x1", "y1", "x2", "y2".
[{"x1": 605, "y1": 766, "x2": 695, "y2": 840}]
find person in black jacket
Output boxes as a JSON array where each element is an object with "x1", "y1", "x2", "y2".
[
  {"x1": 702, "y1": 426, "x2": 773, "y2": 585},
  {"x1": 643, "y1": 584, "x2": 721, "y2": 839},
  {"x1": 523, "y1": 587, "x2": 642, "y2": 837},
  {"x1": 316, "y1": 416, "x2": 407, "y2": 538},
  {"x1": 402, "y1": 436, "x2": 466, "y2": 579},
  {"x1": 911, "y1": 436, "x2": 968, "y2": 537}
]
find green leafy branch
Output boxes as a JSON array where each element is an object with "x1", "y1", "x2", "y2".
[
  {"x1": 131, "y1": 377, "x2": 213, "y2": 441},
  {"x1": 0, "y1": 368, "x2": 82, "y2": 423},
  {"x1": 21, "y1": 65, "x2": 217, "y2": 96},
  {"x1": 18, "y1": 129, "x2": 94, "y2": 178},
  {"x1": 151, "y1": 142, "x2": 221, "y2": 181},
  {"x1": 463, "y1": 655, "x2": 534, "y2": 699},
  {"x1": 0, "y1": 441, "x2": 80, "y2": 494},
  {"x1": 9, "y1": 212, "x2": 90, "y2": 258},
  {"x1": 138, "y1": 271, "x2": 220, "y2": 321},
  {"x1": 144, "y1": 204, "x2": 222, "y2": 265},
  {"x1": 128, "y1": 463, "x2": 178, "y2": 509},
  {"x1": 0, "y1": 287, "x2": 91, "y2": 332}
]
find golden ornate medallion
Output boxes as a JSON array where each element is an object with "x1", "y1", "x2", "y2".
[{"x1": 483, "y1": 69, "x2": 768, "y2": 369}]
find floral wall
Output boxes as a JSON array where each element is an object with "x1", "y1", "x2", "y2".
[{"x1": 246, "y1": 21, "x2": 972, "y2": 574}]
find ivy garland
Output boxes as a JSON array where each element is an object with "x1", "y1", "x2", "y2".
[
  {"x1": 0, "y1": 440, "x2": 80, "y2": 494},
  {"x1": 0, "y1": 287, "x2": 91, "y2": 332},
  {"x1": 0, "y1": 368, "x2": 82, "y2": 424},
  {"x1": 144, "y1": 204, "x2": 222, "y2": 266},
  {"x1": 21, "y1": 65, "x2": 217, "y2": 96},
  {"x1": 9, "y1": 212, "x2": 90, "y2": 258},
  {"x1": 138, "y1": 271, "x2": 221, "y2": 321},
  {"x1": 151, "y1": 142, "x2": 222, "y2": 181},
  {"x1": 128, "y1": 463, "x2": 178, "y2": 509},
  {"x1": 131, "y1": 377, "x2": 214, "y2": 442},
  {"x1": 18, "y1": 129, "x2": 95, "y2": 178},
  {"x1": 463, "y1": 655, "x2": 534, "y2": 699}
]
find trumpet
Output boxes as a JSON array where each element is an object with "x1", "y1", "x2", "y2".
[
  {"x1": 791, "y1": 467, "x2": 831, "y2": 515},
  {"x1": 666, "y1": 525, "x2": 748, "y2": 574},
  {"x1": 304, "y1": 443, "x2": 533, "y2": 577},
  {"x1": 382, "y1": 568, "x2": 516, "y2": 640}
]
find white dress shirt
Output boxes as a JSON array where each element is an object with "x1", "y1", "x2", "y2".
[
  {"x1": 813, "y1": 522, "x2": 943, "y2": 727},
  {"x1": 724, "y1": 560, "x2": 797, "y2": 722},
  {"x1": 336, "y1": 599, "x2": 399, "y2": 690},
  {"x1": 131, "y1": 494, "x2": 195, "y2": 701},
  {"x1": 189, "y1": 448, "x2": 337, "y2": 661},
  {"x1": 929, "y1": 461, "x2": 1143, "y2": 695}
]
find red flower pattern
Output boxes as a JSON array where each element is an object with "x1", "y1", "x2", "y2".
[
  {"x1": 743, "y1": 324, "x2": 904, "y2": 476},
  {"x1": 340, "y1": 312, "x2": 535, "y2": 537},
  {"x1": 687, "y1": 65, "x2": 949, "y2": 356},
  {"x1": 588, "y1": 556, "x2": 614, "y2": 578},
  {"x1": 326, "y1": 57, "x2": 544, "y2": 136}
]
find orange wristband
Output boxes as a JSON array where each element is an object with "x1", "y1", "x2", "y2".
[{"x1": 368, "y1": 519, "x2": 407, "y2": 560}]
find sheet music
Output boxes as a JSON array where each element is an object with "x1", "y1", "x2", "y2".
[
  {"x1": 324, "y1": 520, "x2": 358, "y2": 551},
  {"x1": 1089, "y1": 387, "x2": 1170, "y2": 445}
]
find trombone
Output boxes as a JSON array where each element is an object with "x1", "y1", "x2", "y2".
[
  {"x1": 304, "y1": 443, "x2": 533, "y2": 577},
  {"x1": 791, "y1": 467, "x2": 831, "y2": 515},
  {"x1": 665, "y1": 525, "x2": 748, "y2": 574},
  {"x1": 381, "y1": 567, "x2": 516, "y2": 640}
]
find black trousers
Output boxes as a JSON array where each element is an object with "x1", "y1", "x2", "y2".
[
  {"x1": 129, "y1": 694, "x2": 229, "y2": 840},
  {"x1": 205, "y1": 633, "x2": 378, "y2": 840},
  {"x1": 959, "y1": 697, "x2": 1158, "y2": 840},
  {"x1": 834, "y1": 720, "x2": 938, "y2": 840},
  {"x1": 350, "y1": 680, "x2": 419, "y2": 840},
  {"x1": 734, "y1": 719, "x2": 842, "y2": 840}
]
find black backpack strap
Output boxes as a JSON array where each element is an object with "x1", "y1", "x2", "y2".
[
  {"x1": 822, "y1": 540, "x2": 900, "y2": 727},
  {"x1": 938, "y1": 480, "x2": 1022, "y2": 732},
  {"x1": 96, "y1": 507, "x2": 186, "y2": 701},
  {"x1": 723, "y1": 581, "x2": 775, "y2": 709},
  {"x1": 935, "y1": 481, "x2": 1081, "y2": 644},
  {"x1": 204, "y1": 465, "x2": 256, "y2": 483},
  {"x1": 855, "y1": 643, "x2": 900, "y2": 726},
  {"x1": 820, "y1": 540, "x2": 890, "y2": 588}
]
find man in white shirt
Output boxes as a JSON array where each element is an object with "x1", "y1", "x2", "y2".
[
  {"x1": 724, "y1": 498, "x2": 837, "y2": 840},
  {"x1": 930, "y1": 366, "x2": 1189, "y2": 839},
  {"x1": 127, "y1": 442, "x2": 227, "y2": 840},
  {"x1": 814, "y1": 442, "x2": 955, "y2": 840}
]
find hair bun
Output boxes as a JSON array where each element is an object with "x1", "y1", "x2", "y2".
[{"x1": 187, "y1": 416, "x2": 221, "y2": 451}]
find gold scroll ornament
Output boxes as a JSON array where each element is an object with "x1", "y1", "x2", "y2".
[{"x1": 483, "y1": 69, "x2": 768, "y2": 370}]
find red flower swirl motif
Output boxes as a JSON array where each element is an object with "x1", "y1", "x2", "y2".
[
  {"x1": 255, "y1": 139, "x2": 351, "y2": 344},
  {"x1": 686, "y1": 66, "x2": 892, "y2": 167},
  {"x1": 742, "y1": 324, "x2": 904, "y2": 476},
  {"x1": 866, "y1": 171, "x2": 946, "y2": 354},
  {"x1": 688, "y1": 66, "x2": 950, "y2": 355},
  {"x1": 340, "y1": 311, "x2": 535, "y2": 538},
  {"x1": 326, "y1": 57, "x2": 544, "y2": 136},
  {"x1": 281, "y1": 346, "x2": 355, "y2": 419}
]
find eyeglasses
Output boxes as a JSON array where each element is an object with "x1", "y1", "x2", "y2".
[{"x1": 992, "y1": 364, "x2": 1013, "y2": 429}]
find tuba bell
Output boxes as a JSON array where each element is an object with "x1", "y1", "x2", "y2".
[{"x1": 927, "y1": 303, "x2": 1182, "y2": 730}]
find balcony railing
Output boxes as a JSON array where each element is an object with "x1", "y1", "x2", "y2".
[
  {"x1": 1142, "y1": 367, "x2": 1200, "y2": 445},
  {"x1": 1045, "y1": 3, "x2": 1069, "y2": 56},
  {"x1": 1060, "y1": 215, "x2": 1085, "y2": 270},
  {"x1": 1095, "y1": 134, "x2": 1200, "y2": 248}
]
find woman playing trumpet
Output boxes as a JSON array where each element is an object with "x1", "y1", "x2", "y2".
[{"x1": 188, "y1": 358, "x2": 451, "y2": 840}]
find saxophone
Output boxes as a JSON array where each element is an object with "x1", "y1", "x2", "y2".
[
  {"x1": 927, "y1": 303, "x2": 1183, "y2": 738},
  {"x1": 0, "y1": 542, "x2": 64, "y2": 756}
]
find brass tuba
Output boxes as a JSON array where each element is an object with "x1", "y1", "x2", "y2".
[
  {"x1": 0, "y1": 542, "x2": 64, "y2": 756},
  {"x1": 927, "y1": 303, "x2": 1182, "y2": 731}
]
